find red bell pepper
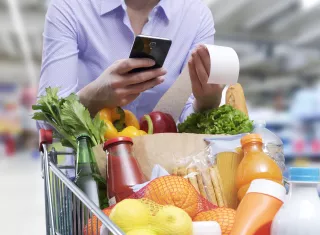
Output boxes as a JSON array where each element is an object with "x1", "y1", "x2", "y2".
[{"x1": 140, "y1": 111, "x2": 177, "y2": 134}]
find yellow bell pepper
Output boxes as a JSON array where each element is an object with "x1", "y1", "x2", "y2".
[
  {"x1": 118, "y1": 126, "x2": 147, "y2": 138},
  {"x1": 99, "y1": 107, "x2": 146, "y2": 139},
  {"x1": 110, "y1": 108, "x2": 140, "y2": 130}
]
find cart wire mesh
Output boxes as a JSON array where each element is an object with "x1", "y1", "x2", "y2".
[{"x1": 40, "y1": 130, "x2": 124, "y2": 235}]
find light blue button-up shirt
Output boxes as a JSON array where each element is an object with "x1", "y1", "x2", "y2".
[{"x1": 38, "y1": 0, "x2": 215, "y2": 123}]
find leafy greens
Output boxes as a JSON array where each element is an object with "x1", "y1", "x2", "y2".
[
  {"x1": 32, "y1": 87, "x2": 107, "y2": 150},
  {"x1": 178, "y1": 105, "x2": 253, "y2": 135}
]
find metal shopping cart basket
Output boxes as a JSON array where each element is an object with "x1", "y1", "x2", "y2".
[{"x1": 39, "y1": 129, "x2": 124, "y2": 235}]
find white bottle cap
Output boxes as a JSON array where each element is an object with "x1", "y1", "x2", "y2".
[
  {"x1": 247, "y1": 179, "x2": 286, "y2": 202},
  {"x1": 193, "y1": 221, "x2": 222, "y2": 235}
]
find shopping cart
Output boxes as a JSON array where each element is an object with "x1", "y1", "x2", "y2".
[{"x1": 39, "y1": 129, "x2": 124, "y2": 235}]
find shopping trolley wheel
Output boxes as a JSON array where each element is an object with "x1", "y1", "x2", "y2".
[{"x1": 39, "y1": 129, "x2": 53, "y2": 151}]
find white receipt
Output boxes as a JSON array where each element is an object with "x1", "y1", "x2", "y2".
[{"x1": 205, "y1": 44, "x2": 240, "y2": 85}]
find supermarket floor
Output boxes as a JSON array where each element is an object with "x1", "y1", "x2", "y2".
[{"x1": 0, "y1": 152, "x2": 45, "y2": 235}]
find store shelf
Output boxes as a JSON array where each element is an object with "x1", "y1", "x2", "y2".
[{"x1": 285, "y1": 152, "x2": 320, "y2": 159}]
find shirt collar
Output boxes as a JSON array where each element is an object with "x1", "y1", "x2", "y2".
[
  {"x1": 100, "y1": 0, "x2": 122, "y2": 15},
  {"x1": 100, "y1": 0, "x2": 172, "y2": 21},
  {"x1": 158, "y1": 0, "x2": 171, "y2": 21}
]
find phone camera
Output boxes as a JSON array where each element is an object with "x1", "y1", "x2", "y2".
[{"x1": 149, "y1": 42, "x2": 157, "y2": 49}]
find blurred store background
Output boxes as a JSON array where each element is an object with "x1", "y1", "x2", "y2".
[{"x1": 0, "y1": 0, "x2": 320, "y2": 234}]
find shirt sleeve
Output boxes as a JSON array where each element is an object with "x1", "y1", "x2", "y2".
[
  {"x1": 179, "y1": 5, "x2": 215, "y2": 123},
  {"x1": 37, "y1": 0, "x2": 79, "y2": 130}
]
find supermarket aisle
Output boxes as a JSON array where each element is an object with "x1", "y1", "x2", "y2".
[{"x1": 0, "y1": 152, "x2": 45, "y2": 235}]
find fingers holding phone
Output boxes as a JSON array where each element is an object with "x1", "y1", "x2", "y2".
[
  {"x1": 79, "y1": 57, "x2": 167, "y2": 114},
  {"x1": 79, "y1": 35, "x2": 171, "y2": 114}
]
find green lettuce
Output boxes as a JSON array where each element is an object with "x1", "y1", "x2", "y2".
[{"x1": 178, "y1": 105, "x2": 253, "y2": 135}]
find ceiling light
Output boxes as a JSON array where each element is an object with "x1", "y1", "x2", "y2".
[{"x1": 301, "y1": 0, "x2": 320, "y2": 9}]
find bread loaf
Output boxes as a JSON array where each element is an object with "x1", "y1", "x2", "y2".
[{"x1": 226, "y1": 83, "x2": 249, "y2": 116}]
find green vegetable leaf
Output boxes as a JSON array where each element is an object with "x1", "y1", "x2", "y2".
[
  {"x1": 178, "y1": 105, "x2": 253, "y2": 135},
  {"x1": 32, "y1": 87, "x2": 107, "y2": 151}
]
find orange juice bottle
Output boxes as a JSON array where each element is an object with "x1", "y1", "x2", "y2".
[{"x1": 236, "y1": 134, "x2": 283, "y2": 201}]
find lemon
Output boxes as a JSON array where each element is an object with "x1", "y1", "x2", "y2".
[
  {"x1": 151, "y1": 205, "x2": 193, "y2": 235},
  {"x1": 109, "y1": 199, "x2": 151, "y2": 232},
  {"x1": 127, "y1": 228, "x2": 157, "y2": 235}
]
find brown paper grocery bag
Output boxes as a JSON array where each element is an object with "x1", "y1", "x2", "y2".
[{"x1": 93, "y1": 133, "x2": 211, "y2": 180}]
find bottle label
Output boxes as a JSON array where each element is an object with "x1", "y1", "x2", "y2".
[{"x1": 109, "y1": 197, "x2": 116, "y2": 206}]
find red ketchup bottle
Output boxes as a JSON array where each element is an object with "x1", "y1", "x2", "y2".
[{"x1": 103, "y1": 137, "x2": 146, "y2": 205}]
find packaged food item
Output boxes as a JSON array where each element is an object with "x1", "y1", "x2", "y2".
[
  {"x1": 236, "y1": 134, "x2": 283, "y2": 200},
  {"x1": 103, "y1": 137, "x2": 146, "y2": 205},
  {"x1": 271, "y1": 167, "x2": 320, "y2": 235},
  {"x1": 205, "y1": 135, "x2": 245, "y2": 209},
  {"x1": 173, "y1": 146, "x2": 228, "y2": 207},
  {"x1": 253, "y1": 120, "x2": 285, "y2": 172},
  {"x1": 231, "y1": 179, "x2": 286, "y2": 235}
]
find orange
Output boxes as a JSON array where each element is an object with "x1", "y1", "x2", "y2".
[
  {"x1": 143, "y1": 175, "x2": 200, "y2": 218},
  {"x1": 193, "y1": 208, "x2": 236, "y2": 235},
  {"x1": 84, "y1": 207, "x2": 112, "y2": 235}
]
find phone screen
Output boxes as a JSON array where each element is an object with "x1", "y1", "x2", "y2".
[{"x1": 129, "y1": 35, "x2": 172, "y2": 73}]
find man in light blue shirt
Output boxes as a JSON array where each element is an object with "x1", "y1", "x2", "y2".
[{"x1": 38, "y1": 0, "x2": 223, "y2": 124}]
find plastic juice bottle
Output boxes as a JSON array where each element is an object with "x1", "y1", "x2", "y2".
[
  {"x1": 236, "y1": 134, "x2": 283, "y2": 201},
  {"x1": 231, "y1": 179, "x2": 286, "y2": 235},
  {"x1": 271, "y1": 167, "x2": 320, "y2": 235},
  {"x1": 253, "y1": 120, "x2": 285, "y2": 173}
]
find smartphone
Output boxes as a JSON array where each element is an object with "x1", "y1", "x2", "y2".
[{"x1": 129, "y1": 35, "x2": 172, "y2": 73}]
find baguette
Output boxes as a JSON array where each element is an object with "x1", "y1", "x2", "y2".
[
  {"x1": 187, "y1": 168, "x2": 200, "y2": 193},
  {"x1": 196, "y1": 170, "x2": 208, "y2": 199},
  {"x1": 226, "y1": 83, "x2": 249, "y2": 116}
]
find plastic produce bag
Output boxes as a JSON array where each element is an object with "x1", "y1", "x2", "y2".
[
  {"x1": 171, "y1": 146, "x2": 228, "y2": 208},
  {"x1": 130, "y1": 164, "x2": 170, "y2": 192},
  {"x1": 204, "y1": 134, "x2": 246, "y2": 156}
]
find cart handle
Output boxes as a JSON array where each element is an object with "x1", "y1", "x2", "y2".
[{"x1": 39, "y1": 129, "x2": 53, "y2": 152}]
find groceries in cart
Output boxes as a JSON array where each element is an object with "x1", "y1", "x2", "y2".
[{"x1": 34, "y1": 85, "x2": 320, "y2": 235}]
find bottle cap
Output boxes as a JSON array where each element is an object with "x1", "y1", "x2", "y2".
[
  {"x1": 103, "y1": 137, "x2": 133, "y2": 151},
  {"x1": 247, "y1": 179, "x2": 286, "y2": 202},
  {"x1": 289, "y1": 167, "x2": 320, "y2": 182},
  {"x1": 241, "y1": 133, "x2": 263, "y2": 146},
  {"x1": 254, "y1": 120, "x2": 267, "y2": 128},
  {"x1": 192, "y1": 222, "x2": 221, "y2": 235}
]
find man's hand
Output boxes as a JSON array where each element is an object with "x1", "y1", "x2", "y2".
[
  {"x1": 188, "y1": 45, "x2": 223, "y2": 112},
  {"x1": 79, "y1": 58, "x2": 166, "y2": 115}
]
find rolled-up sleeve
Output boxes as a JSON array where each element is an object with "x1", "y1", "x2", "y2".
[
  {"x1": 37, "y1": 0, "x2": 79, "y2": 130},
  {"x1": 179, "y1": 5, "x2": 215, "y2": 123}
]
